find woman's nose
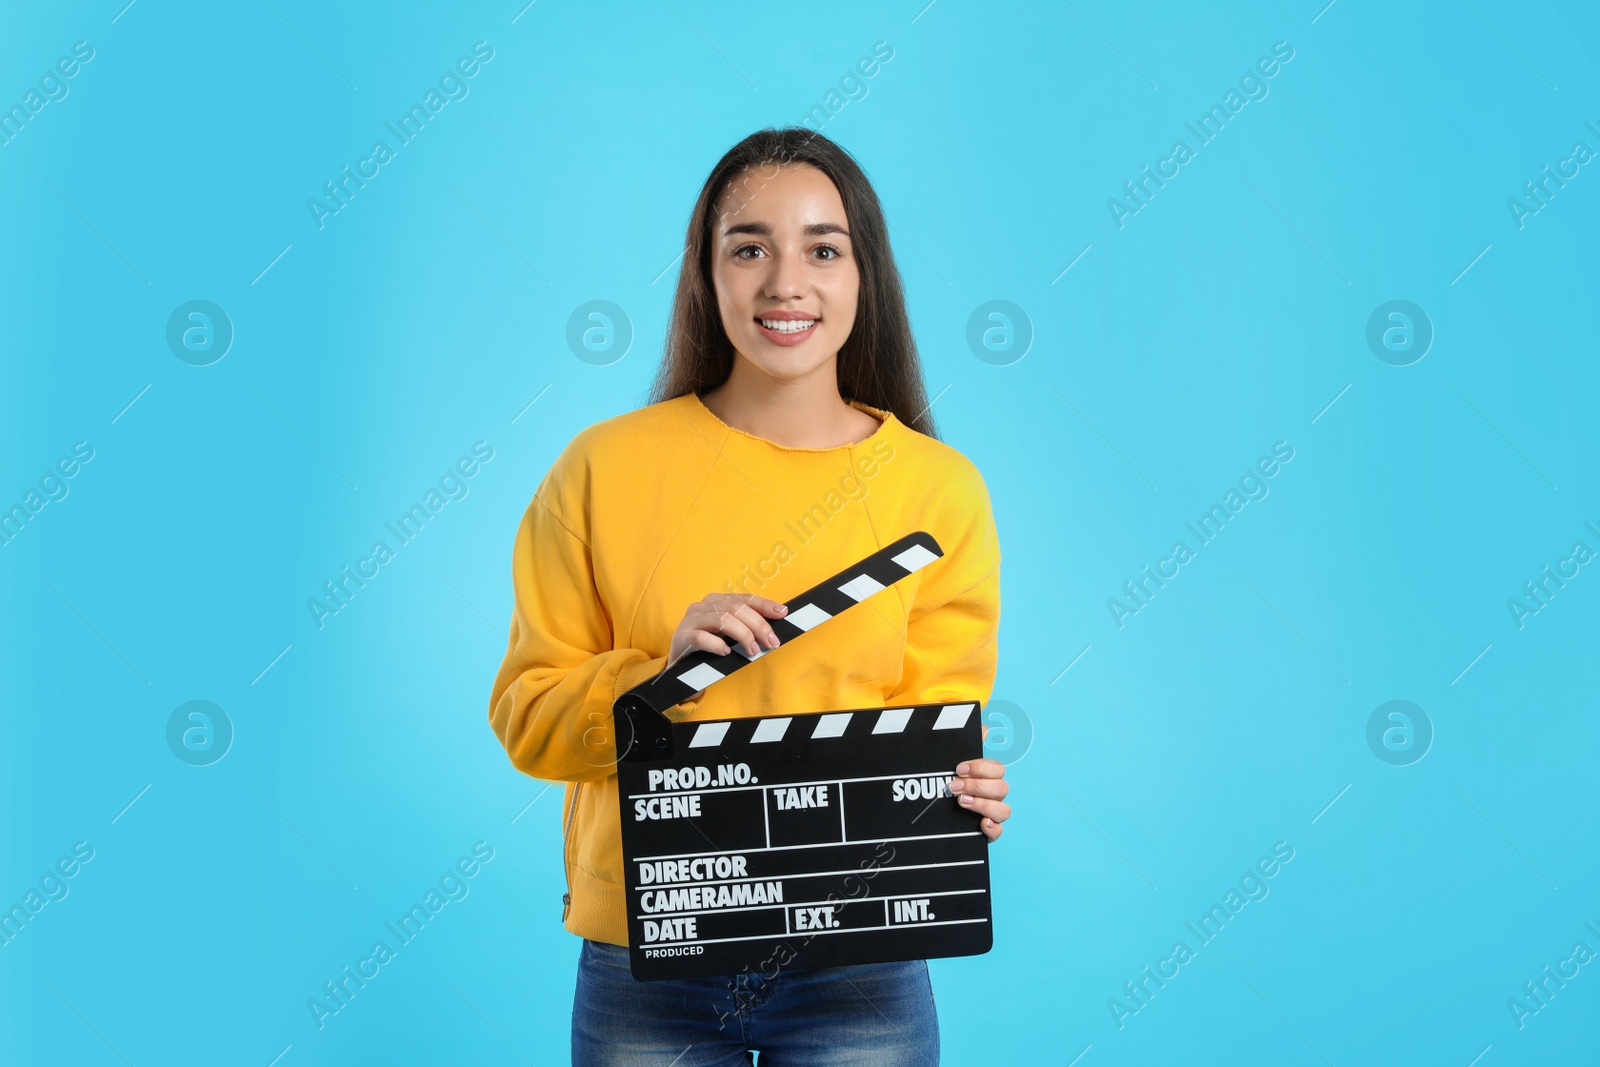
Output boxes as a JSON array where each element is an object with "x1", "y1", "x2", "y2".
[{"x1": 764, "y1": 249, "x2": 808, "y2": 299}]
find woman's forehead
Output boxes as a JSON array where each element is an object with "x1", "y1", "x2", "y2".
[{"x1": 714, "y1": 164, "x2": 847, "y2": 232}]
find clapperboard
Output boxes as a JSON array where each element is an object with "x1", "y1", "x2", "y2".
[{"x1": 612, "y1": 531, "x2": 993, "y2": 981}]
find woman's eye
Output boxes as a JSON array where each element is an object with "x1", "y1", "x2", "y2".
[{"x1": 731, "y1": 243, "x2": 844, "y2": 260}]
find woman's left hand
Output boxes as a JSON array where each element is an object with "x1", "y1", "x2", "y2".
[{"x1": 952, "y1": 725, "x2": 1010, "y2": 841}]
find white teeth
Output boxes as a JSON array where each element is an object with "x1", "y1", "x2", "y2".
[{"x1": 760, "y1": 319, "x2": 817, "y2": 333}]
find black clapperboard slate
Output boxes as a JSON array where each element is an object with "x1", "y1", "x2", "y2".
[{"x1": 612, "y1": 531, "x2": 993, "y2": 981}]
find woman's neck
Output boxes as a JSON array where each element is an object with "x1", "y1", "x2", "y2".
[{"x1": 700, "y1": 363, "x2": 881, "y2": 449}]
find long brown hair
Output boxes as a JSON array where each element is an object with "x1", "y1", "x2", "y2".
[{"x1": 646, "y1": 127, "x2": 940, "y2": 441}]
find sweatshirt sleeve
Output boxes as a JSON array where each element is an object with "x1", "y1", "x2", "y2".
[
  {"x1": 885, "y1": 464, "x2": 1002, "y2": 709},
  {"x1": 487, "y1": 482, "x2": 668, "y2": 784}
]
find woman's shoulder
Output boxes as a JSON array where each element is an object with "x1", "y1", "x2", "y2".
[
  {"x1": 551, "y1": 396, "x2": 691, "y2": 467},
  {"x1": 887, "y1": 418, "x2": 990, "y2": 496},
  {"x1": 532, "y1": 399, "x2": 689, "y2": 523}
]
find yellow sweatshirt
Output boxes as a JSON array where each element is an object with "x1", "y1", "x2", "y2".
[{"x1": 488, "y1": 390, "x2": 1001, "y2": 947}]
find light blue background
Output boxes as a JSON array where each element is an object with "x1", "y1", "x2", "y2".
[{"x1": 3, "y1": 0, "x2": 1597, "y2": 1063}]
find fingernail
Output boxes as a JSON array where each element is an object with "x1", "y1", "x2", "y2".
[
  {"x1": 777, "y1": 604, "x2": 787, "y2": 613},
  {"x1": 956, "y1": 763, "x2": 971, "y2": 775},
  {"x1": 766, "y1": 633, "x2": 779, "y2": 647},
  {"x1": 949, "y1": 779, "x2": 964, "y2": 792},
  {"x1": 960, "y1": 794, "x2": 974, "y2": 805}
]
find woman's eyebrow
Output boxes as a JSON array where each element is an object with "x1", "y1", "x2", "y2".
[{"x1": 723, "y1": 221, "x2": 851, "y2": 238}]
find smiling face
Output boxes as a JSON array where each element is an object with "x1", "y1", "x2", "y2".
[{"x1": 709, "y1": 163, "x2": 860, "y2": 386}]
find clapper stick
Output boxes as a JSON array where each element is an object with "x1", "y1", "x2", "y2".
[
  {"x1": 612, "y1": 530, "x2": 944, "y2": 761},
  {"x1": 611, "y1": 530, "x2": 995, "y2": 981}
]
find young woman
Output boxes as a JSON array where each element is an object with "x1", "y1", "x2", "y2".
[{"x1": 489, "y1": 126, "x2": 1011, "y2": 1066}]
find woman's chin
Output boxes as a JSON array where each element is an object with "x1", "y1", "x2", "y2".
[{"x1": 737, "y1": 344, "x2": 832, "y2": 380}]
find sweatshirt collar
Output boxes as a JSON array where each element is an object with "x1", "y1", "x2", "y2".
[{"x1": 680, "y1": 392, "x2": 897, "y2": 453}]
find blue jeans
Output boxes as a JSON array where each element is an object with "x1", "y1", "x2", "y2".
[{"x1": 571, "y1": 938, "x2": 940, "y2": 1066}]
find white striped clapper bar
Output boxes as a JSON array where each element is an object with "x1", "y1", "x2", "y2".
[{"x1": 613, "y1": 530, "x2": 944, "y2": 762}]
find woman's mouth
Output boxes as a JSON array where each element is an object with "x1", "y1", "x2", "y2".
[{"x1": 755, "y1": 316, "x2": 819, "y2": 346}]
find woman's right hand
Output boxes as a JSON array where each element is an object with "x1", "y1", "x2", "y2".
[{"x1": 666, "y1": 593, "x2": 789, "y2": 675}]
